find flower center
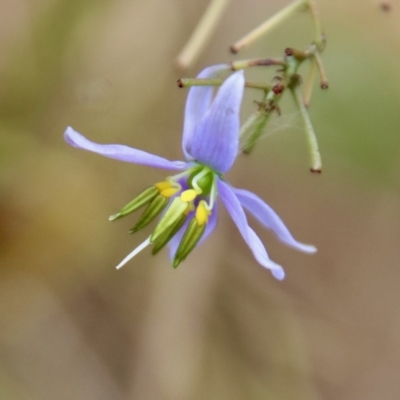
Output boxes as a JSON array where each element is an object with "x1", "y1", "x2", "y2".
[
  {"x1": 109, "y1": 164, "x2": 218, "y2": 269},
  {"x1": 187, "y1": 167, "x2": 213, "y2": 195}
]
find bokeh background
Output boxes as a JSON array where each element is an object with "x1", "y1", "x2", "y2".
[{"x1": 1, "y1": 0, "x2": 400, "y2": 399}]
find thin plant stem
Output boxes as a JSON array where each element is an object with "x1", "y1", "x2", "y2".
[
  {"x1": 177, "y1": 78, "x2": 223, "y2": 88},
  {"x1": 230, "y1": 0, "x2": 309, "y2": 53},
  {"x1": 177, "y1": 78, "x2": 271, "y2": 92},
  {"x1": 176, "y1": 0, "x2": 230, "y2": 70},
  {"x1": 314, "y1": 51, "x2": 329, "y2": 89},
  {"x1": 230, "y1": 58, "x2": 285, "y2": 70},
  {"x1": 291, "y1": 85, "x2": 322, "y2": 173},
  {"x1": 308, "y1": 0, "x2": 324, "y2": 49},
  {"x1": 303, "y1": 58, "x2": 317, "y2": 107}
]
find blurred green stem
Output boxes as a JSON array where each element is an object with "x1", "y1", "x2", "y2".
[
  {"x1": 291, "y1": 84, "x2": 322, "y2": 172},
  {"x1": 176, "y1": 0, "x2": 230, "y2": 70},
  {"x1": 313, "y1": 50, "x2": 329, "y2": 89},
  {"x1": 303, "y1": 58, "x2": 317, "y2": 107},
  {"x1": 178, "y1": 78, "x2": 271, "y2": 92},
  {"x1": 308, "y1": 0, "x2": 324, "y2": 49},
  {"x1": 230, "y1": 0, "x2": 309, "y2": 53}
]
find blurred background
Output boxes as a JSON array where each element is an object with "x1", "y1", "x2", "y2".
[{"x1": 1, "y1": 0, "x2": 400, "y2": 399}]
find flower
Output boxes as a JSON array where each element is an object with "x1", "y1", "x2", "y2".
[{"x1": 64, "y1": 65, "x2": 316, "y2": 280}]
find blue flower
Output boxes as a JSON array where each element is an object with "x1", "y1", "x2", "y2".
[{"x1": 65, "y1": 65, "x2": 316, "y2": 280}]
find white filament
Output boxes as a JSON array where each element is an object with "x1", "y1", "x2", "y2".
[
  {"x1": 206, "y1": 174, "x2": 217, "y2": 210},
  {"x1": 116, "y1": 237, "x2": 151, "y2": 270}
]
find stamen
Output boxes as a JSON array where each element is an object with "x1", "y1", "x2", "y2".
[
  {"x1": 180, "y1": 189, "x2": 197, "y2": 202},
  {"x1": 155, "y1": 181, "x2": 174, "y2": 191},
  {"x1": 155, "y1": 180, "x2": 182, "y2": 197},
  {"x1": 109, "y1": 186, "x2": 159, "y2": 221},
  {"x1": 160, "y1": 187, "x2": 180, "y2": 198},
  {"x1": 151, "y1": 197, "x2": 188, "y2": 242},
  {"x1": 130, "y1": 195, "x2": 169, "y2": 233},
  {"x1": 115, "y1": 237, "x2": 151, "y2": 270},
  {"x1": 173, "y1": 219, "x2": 206, "y2": 268},
  {"x1": 196, "y1": 200, "x2": 210, "y2": 225}
]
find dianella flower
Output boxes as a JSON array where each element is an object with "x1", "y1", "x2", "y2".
[{"x1": 65, "y1": 65, "x2": 316, "y2": 280}]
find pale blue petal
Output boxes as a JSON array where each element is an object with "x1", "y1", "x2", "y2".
[
  {"x1": 247, "y1": 227, "x2": 285, "y2": 280},
  {"x1": 217, "y1": 179, "x2": 285, "y2": 280},
  {"x1": 65, "y1": 127, "x2": 187, "y2": 170},
  {"x1": 190, "y1": 71, "x2": 245, "y2": 173},
  {"x1": 183, "y1": 64, "x2": 229, "y2": 159},
  {"x1": 234, "y1": 188, "x2": 317, "y2": 254},
  {"x1": 168, "y1": 205, "x2": 218, "y2": 261}
]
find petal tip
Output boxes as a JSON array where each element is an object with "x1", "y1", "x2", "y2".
[
  {"x1": 271, "y1": 267, "x2": 285, "y2": 280},
  {"x1": 302, "y1": 244, "x2": 317, "y2": 254},
  {"x1": 230, "y1": 69, "x2": 245, "y2": 86},
  {"x1": 64, "y1": 126, "x2": 75, "y2": 136},
  {"x1": 64, "y1": 126, "x2": 80, "y2": 147}
]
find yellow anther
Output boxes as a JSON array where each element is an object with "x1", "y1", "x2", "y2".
[
  {"x1": 196, "y1": 201, "x2": 210, "y2": 226},
  {"x1": 155, "y1": 181, "x2": 181, "y2": 198},
  {"x1": 180, "y1": 189, "x2": 197, "y2": 202},
  {"x1": 160, "y1": 187, "x2": 180, "y2": 198},
  {"x1": 155, "y1": 181, "x2": 173, "y2": 192}
]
